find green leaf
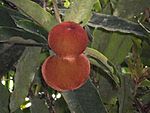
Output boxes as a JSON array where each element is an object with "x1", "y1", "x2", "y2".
[
  {"x1": 62, "y1": 80, "x2": 108, "y2": 113},
  {"x1": 15, "y1": 20, "x2": 48, "y2": 38},
  {"x1": 0, "y1": 26, "x2": 46, "y2": 43},
  {"x1": 9, "y1": 40, "x2": 41, "y2": 112},
  {"x1": 0, "y1": 5, "x2": 16, "y2": 27},
  {"x1": 0, "y1": 83, "x2": 10, "y2": 113},
  {"x1": 0, "y1": 44, "x2": 25, "y2": 78},
  {"x1": 91, "y1": 29, "x2": 112, "y2": 52},
  {"x1": 13, "y1": 109, "x2": 24, "y2": 113},
  {"x1": 104, "y1": 33, "x2": 133, "y2": 64},
  {"x1": 88, "y1": 13, "x2": 149, "y2": 38},
  {"x1": 118, "y1": 75, "x2": 134, "y2": 113},
  {"x1": 8, "y1": 0, "x2": 57, "y2": 31},
  {"x1": 85, "y1": 47, "x2": 119, "y2": 86},
  {"x1": 91, "y1": 66, "x2": 118, "y2": 102},
  {"x1": 113, "y1": 0, "x2": 150, "y2": 19},
  {"x1": 30, "y1": 97, "x2": 49, "y2": 113},
  {"x1": 85, "y1": 47, "x2": 113, "y2": 72},
  {"x1": 64, "y1": 0, "x2": 97, "y2": 24}
]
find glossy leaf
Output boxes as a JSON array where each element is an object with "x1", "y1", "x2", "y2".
[
  {"x1": 0, "y1": 83, "x2": 10, "y2": 113},
  {"x1": 10, "y1": 40, "x2": 41, "y2": 112},
  {"x1": 62, "y1": 80, "x2": 108, "y2": 113},
  {"x1": 30, "y1": 97, "x2": 49, "y2": 113},
  {"x1": 65, "y1": 0, "x2": 97, "y2": 24},
  {"x1": 88, "y1": 13, "x2": 149, "y2": 38},
  {"x1": 8, "y1": 0, "x2": 57, "y2": 31}
]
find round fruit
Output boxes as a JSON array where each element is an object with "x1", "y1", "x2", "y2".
[
  {"x1": 41, "y1": 54, "x2": 90, "y2": 91},
  {"x1": 48, "y1": 21, "x2": 89, "y2": 56}
]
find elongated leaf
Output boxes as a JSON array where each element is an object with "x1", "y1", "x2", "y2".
[
  {"x1": 15, "y1": 20, "x2": 48, "y2": 38},
  {"x1": 91, "y1": 68, "x2": 118, "y2": 105},
  {"x1": 0, "y1": 5, "x2": 16, "y2": 27},
  {"x1": 0, "y1": 83, "x2": 10, "y2": 113},
  {"x1": 88, "y1": 13, "x2": 149, "y2": 38},
  {"x1": 85, "y1": 47, "x2": 119, "y2": 86},
  {"x1": 0, "y1": 26, "x2": 46, "y2": 43},
  {"x1": 10, "y1": 40, "x2": 41, "y2": 112},
  {"x1": 85, "y1": 47, "x2": 113, "y2": 72},
  {"x1": 118, "y1": 75, "x2": 134, "y2": 113},
  {"x1": 8, "y1": 0, "x2": 57, "y2": 31},
  {"x1": 0, "y1": 44, "x2": 25, "y2": 78},
  {"x1": 30, "y1": 97, "x2": 49, "y2": 113},
  {"x1": 113, "y1": 0, "x2": 150, "y2": 19},
  {"x1": 62, "y1": 80, "x2": 108, "y2": 113},
  {"x1": 65, "y1": 0, "x2": 96, "y2": 24}
]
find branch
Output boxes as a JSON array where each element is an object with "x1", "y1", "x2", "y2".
[{"x1": 52, "y1": 0, "x2": 61, "y2": 23}]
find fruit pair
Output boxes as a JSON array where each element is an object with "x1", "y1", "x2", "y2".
[{"x1": 42, "y1": 21, "x2": 90, "y2": 91}]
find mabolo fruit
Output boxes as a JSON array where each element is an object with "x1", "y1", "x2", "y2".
[
  {"x1": 42, "y1": 21, "x2": 90, "y2": 91},
  {"x1": 48, "y1": 21, "x2": 89, "y2": 56},
  {"x1": 42, "y1": 54, "x2": 90, "y2": 91}
]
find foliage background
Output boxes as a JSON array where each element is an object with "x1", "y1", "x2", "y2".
[{"x1": 0, "y1": 0, "x2": 150, "y2": 113}]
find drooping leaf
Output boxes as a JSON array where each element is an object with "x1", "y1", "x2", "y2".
[
  {"x1": 0, "y1": 83, "x2": 10, "y2": 113},
  {"x1": 10, "y1": 40, "x2": 41, "y2": 112},
  {"x1": 88, "y1": 13, "x2": 149, "y2": 38},
  {"x1": 62, "y1": 80, "x2": 108, "y2": 113},
  {"x1": 85, "y1": 47, "x2": 113, "y2": 72},
  {"x1": 85, "y1": 47, "x2": 119, "y2": 87},
  {"x1": 64, "y1": 0, "x2": 97, "y2": 25},
  {"x1": 14, "y1": 20, "x2": 48, "y2": 38},
  {"x1": 8, "y1": 0, "x2": 57, "y2": 31},
  {"x1": 0, "y1": 26, "x2": 46, "y2": 43},
  {"x1": 30, "y1": 96, "x2": 49, "y2": 113}
]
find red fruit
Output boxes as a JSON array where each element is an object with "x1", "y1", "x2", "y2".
[
  {"x1": 41, "y1": 54, "x2": 90, "y2": 91},
  {"x1": 48, "y1": 21, "x2": 89, "y2": 56}
]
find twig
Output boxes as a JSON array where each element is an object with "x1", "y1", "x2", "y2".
[
  {"x1": 134, "y1": 98, "x2": 146, "y2": 113},
  {"x1": 52, "y1": 0, "x2": 61, "y2": 23}
]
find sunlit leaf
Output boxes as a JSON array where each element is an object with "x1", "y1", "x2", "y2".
[
  {"x1": 65, "y1": 0, "x2": 97, "y2": 25},
  {"x1": 8, "y1": 0, "x2": 57, "y2": 31}
]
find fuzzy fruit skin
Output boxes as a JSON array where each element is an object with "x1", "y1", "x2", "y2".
[
  {"x1": 41, "y1": 54, "x2": 90, "y2": 91},
  {"x1": 48, "y1": 21, "x2": 89, "y2": 57}
]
